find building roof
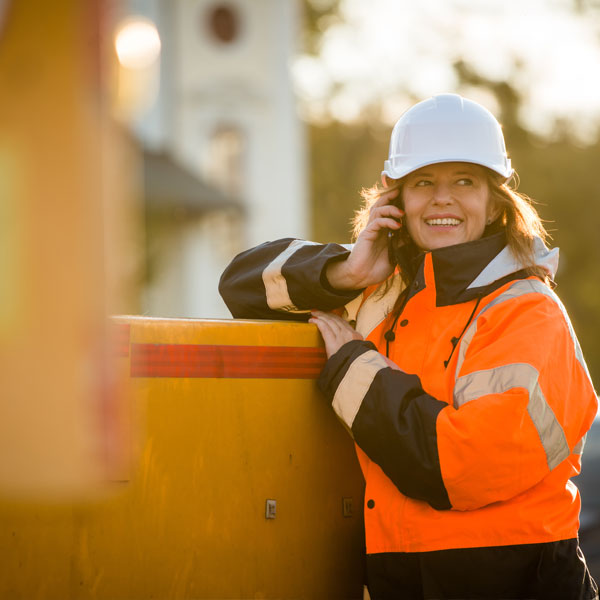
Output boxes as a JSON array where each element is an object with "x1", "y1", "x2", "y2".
[{"x1": 143, "y1": 149, "x2": 242, "y2": 216}]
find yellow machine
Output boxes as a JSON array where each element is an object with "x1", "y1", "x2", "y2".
[
  {"x1": 0, "y1": 317, "x2": 365, "y2": 599},
  {"x1": 0, "y1": 3, "x2": 365, "y2": 597}
]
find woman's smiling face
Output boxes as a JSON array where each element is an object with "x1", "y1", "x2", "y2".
[{"x1": 400, "y1": 162, "x2": 497, "y2": 251}]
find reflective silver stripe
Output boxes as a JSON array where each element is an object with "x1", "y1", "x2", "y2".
[
  {"x1": 454, "y1": 280, "x2": 538, "y2": 379},
  {"x1": 454, "y1": 279, "x2": 592, "y2": 384},
  {"x1": 454, "y1": 363, "x2": 570, "y2": 470},
  {"x1": 355, "y1": 273, "x2": 404, "y2": 338},
  {"x1": 574, "y1": 434, "x2": 587, "y2": 455},
  {"x1": 332, "y1": 350, "x2": 389, "y2": 431},
  {"x1": 262, "y1": 240, "x2": 318, "y2": 312}
]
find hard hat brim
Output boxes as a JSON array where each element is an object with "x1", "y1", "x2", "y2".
[{"x1": 382, "y1": 157, "x2": 513, "y2": 181}]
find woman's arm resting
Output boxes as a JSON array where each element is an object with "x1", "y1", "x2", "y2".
[{"x1": 219, "y1": 238, "x2": 364, "y2": 320}]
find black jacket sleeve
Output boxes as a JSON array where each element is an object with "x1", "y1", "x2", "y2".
[
  {"x1": 318, "y1": 340, "x2": 452, "y2": 510},
  {"x1": 219, "y1": 238, "x2": 363, "y2": 320}
]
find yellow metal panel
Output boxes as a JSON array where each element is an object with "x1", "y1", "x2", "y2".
[{"x1": 0, "y1": 318, "x2": 365, "y2": 599}]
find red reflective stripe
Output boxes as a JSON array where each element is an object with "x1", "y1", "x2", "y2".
[{"x1": 130, "y1": 343, "x2": 327, "y2": 379}]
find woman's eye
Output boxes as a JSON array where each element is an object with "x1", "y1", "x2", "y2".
[
  {"x1": 415, "y1": 180, "x2": 432, "y2": 187},
  {"x1": 457, "y1": 178, "x2": 473, "y2": 186}
]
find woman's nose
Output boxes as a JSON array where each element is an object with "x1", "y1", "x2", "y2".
[{"x1": 432, "y1": 183, "x2": 453, "y2": 204}]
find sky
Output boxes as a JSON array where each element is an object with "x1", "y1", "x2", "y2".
[{"x1": 293, "y1": 0, "x2": 600, "y2": 142}]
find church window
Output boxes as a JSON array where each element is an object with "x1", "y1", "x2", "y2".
[
  {"x1": 206, "y1": 4, "x2": 240, "y2": 44},
  {"x1": 205, "y1": 125, "x2": 245, "y2": 196}
]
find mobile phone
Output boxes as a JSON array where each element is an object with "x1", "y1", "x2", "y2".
[{"x1": 387, "y1": 197, "x2": 405, "y2": 266}]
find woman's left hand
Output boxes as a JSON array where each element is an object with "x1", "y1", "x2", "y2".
[{"x1": 309, "y1": 310, "x2": 364, "y2": 358}]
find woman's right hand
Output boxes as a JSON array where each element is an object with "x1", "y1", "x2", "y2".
[{"x1": 326, "y1": 188, "x2": 404, "y2": 290}]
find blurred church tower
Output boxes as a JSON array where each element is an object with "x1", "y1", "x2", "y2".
[{"x1": 130, "y1": 0, "x2": 307, "y2": 318}]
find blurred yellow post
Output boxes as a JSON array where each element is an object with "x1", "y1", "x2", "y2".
[{"x1": 0, "y1": 0, "x2": 134, "y2": 496}]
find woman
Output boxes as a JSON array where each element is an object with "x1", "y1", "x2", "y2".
[{"x1": 219, "y1": 94, "x2": 598, "y2": 599}]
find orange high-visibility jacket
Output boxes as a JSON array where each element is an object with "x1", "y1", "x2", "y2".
[{"x1": 219, "y1": 232, "x2": 598, "y2": 555}]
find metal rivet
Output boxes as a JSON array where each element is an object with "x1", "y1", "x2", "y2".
[
  {"x1": 342, "y1": 497, "x2": 353, "y2": 518},
  {"x1": 265, "y1": 499, "x2": 276, "y2": 519}
]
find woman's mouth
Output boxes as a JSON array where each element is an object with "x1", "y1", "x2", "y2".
[{"x1": 425, "y1": 218, "x2": 462, "y2": 227}]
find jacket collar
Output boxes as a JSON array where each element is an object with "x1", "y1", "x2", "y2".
[{"x1": 404, "y1": 232, "x2": 559, "y2": 307}]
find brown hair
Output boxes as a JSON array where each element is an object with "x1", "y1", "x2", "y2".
[{"x1": 352, "y1": 169, "x2": 552, "y2": 288}]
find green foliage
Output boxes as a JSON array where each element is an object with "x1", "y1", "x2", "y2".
[
  {"x1": 309, "y1": 121, "x2": 388, "y2": 244},
  {"x1": 300, "y1": 0, "x2": 342, "y2": 55}
]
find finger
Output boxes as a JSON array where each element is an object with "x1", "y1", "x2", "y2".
[
  {"x1": 312, "y1": 312, "x2": 360, "y2": 341},
  {"x1": 309, "y1": 313, "x2": 339, "y2": 338},
  {"x1": 309, "y1": 316, "x2": 342, "y2": 357},
  {"x1": 375, "y1": 188, "x2": 400, "y2": 204},
  {"x1": 311, "y1": 310, "x2": 350, "y2": 331},
  {"x1": 310, "y1": 311, "x2": 355, "y2": 340},
  {"x1": 362, "y1": 216, "x2": 404, "y2": 238},
  {"x1": 367, "y1": 204, "x2": 404, "y2": 224},
  {"x1": 310, "y1": 317, "x2": 341, "y2": 344},
  {"x1": 372, "y1": 187, "x2": 400, "y2": 208},
  {"x1": 367, "y1": 206, "x2": 403, "y2": 225}
]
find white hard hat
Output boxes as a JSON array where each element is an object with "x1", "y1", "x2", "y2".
[{"x1": 382, "y1": 93, "x2": 513, "y2": 180}]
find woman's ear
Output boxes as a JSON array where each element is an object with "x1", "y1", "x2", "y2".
[
  {"x1": 381, "y1": 174, "x2": 390, "y2": 188},
  {"x1": 486, "y1": 199, "x2": 502, "y2": 224}
]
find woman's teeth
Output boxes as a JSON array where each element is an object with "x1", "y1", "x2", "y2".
[{"x1": 426, "y1": 218, "x2": 461, "y2": 226}]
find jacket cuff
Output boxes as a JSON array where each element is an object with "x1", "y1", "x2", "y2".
[
  {"x1": 282, "y1": 244, "x2": 362, "y2": 310},
  {"x1": 318, "y1": 339, "x2": 378, "y2": 401},
  {"x1": 318, "y1": 254, "x2": 366, "y2": 300}
]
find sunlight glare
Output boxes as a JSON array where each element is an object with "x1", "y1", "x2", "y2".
[{"x1": 115, "y1": 18, "x2": 161, "y2": 70}]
